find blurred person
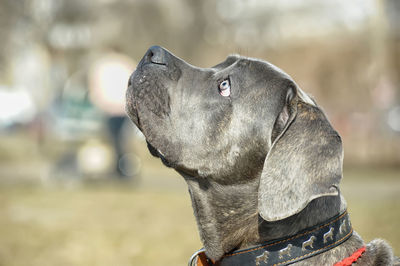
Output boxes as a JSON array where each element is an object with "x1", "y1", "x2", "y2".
[{"x1": 88, "y1": 52, "x2": 136, "y2": 178}]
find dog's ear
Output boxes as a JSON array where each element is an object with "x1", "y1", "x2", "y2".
[{"x1": 258, "y1": 86, "x2": 343, "y2": 222}]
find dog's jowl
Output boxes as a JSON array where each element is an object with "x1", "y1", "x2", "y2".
[{"x1": 126, "y1": 46, "x2": 400, "y2": 266}]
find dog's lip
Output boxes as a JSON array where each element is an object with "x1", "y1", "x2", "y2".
[
  {"x1": 146, "y1": 141, "x2": 160, "y2": 157},
  {"x1": 156, "y1": 148, "x2": 165, "y2": 157},
  {"x1": 146, "y1": 141, "x2": 169, "y2": 163},
  {"x1": 155, "y1": 149, "x2": 174, "y2": 167}
]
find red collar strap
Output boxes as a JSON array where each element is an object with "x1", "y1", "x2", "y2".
[{"x1": 333, "y1": 246, "x2": 366, "y2": 266}]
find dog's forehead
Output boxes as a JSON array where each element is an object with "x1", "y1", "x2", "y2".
[
  {"x1": 213, "y1": 55, "x2": 291, "y2": 79},
  {"x1": 221, "y1": 56, "x2": 316, "y2": 106},
  {"x1": 247, "y1": 57, "x2": 291, "y2": 79}
]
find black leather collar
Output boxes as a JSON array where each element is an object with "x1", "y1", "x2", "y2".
[{"x1": 189, "y1": 210, "x2": 352, "y2": 266}]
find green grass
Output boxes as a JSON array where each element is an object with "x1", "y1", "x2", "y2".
[
  {"x1": 341, "y1": 168, "x2": 400, "y2": 255},
  {"x1": 0, "y1": 167, "x2": 399, "y2": 266},
  {"x1": 0, "y1": 185, "x2": 200, "y2": 266}
]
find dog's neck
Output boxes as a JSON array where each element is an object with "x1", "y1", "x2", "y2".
[{"x1": 183, "y1": 174, "x2": 346, "y2": 262}]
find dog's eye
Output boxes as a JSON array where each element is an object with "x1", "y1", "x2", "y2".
[{"x1": 219, "y1": 79, "x2": 231, "y2": 97}]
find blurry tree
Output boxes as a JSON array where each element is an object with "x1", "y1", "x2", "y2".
[
  {"x1": 0, "y1": 1, "x2": 26, "y2": 77},
  {"x1": 385, "y1": 0, "x2": 400, "y2": 92}
]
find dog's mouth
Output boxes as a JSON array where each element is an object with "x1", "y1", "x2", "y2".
[
  {"x1": 126, "y1": 46, "x2": 177, "y2": 130},
  {"x1": 146, "y1": 141, "x2": 162, "y2": 158},
  {"x1": 146, "y1": 140, "x2": 198, "y2": 176},
  {"x1": 146, "y1": 141, "x2": 174, "y2": 168},
  {"x1": 126, "y1": 46, "x2": 201, "y2": 176},
  {"x1": 125, "y1": 71, "x2": 171, "y2": 133}
]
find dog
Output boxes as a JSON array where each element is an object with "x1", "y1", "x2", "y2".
[{"x1": 126, "y1": 46, "x2": 399, "y2": 265}]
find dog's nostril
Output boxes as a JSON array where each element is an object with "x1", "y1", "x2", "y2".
[{"x1": 146, "y1": 45, "x2": 167, "y2": 65}]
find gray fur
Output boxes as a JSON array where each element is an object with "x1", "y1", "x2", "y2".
[
  {"x1": 126, "y1": 46, "x2": 398, "y2": 265},
  {"x1": 259, "y1": 101, "x2": 343, "y2": 222}
]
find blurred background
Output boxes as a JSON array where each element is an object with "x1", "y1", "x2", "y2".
[{"x1": 0, "y1": 0, "x2": 399, "y2": 265}]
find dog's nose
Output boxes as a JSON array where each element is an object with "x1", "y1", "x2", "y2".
[{"x1": 145, "y1": 46, "x2": 167, "y2": 65}]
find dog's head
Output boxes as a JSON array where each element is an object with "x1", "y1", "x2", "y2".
[{"x1": 126, "y1": 46, "x2": 342, "y2": 222}]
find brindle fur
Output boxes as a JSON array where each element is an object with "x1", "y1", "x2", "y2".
[{"x1": 126, "y1": 46, "x2": 399, "y2": 265}]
